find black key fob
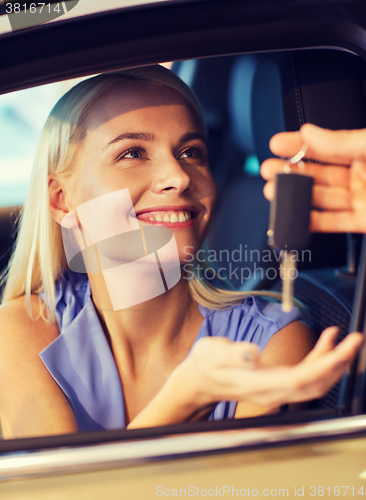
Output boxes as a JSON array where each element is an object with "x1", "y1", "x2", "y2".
[{"x1": 268, "y1": 173, "x2": 313, "y2": 252}]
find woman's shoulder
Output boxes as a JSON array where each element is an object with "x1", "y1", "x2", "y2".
[
  {"x1": 0, "y1": 296, "x2": 77, "y2": 438},
  {"x1": 201, "y1": 295, "x2": 302, "y2": 327},
  {"x1": 198, "y1": 295, "x2": 303, "y2": 347},
  {"x1": 0, "y1": 294, "x2": 59, "y2": 352}
]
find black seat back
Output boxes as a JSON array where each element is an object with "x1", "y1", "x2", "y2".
[{"x1": 0, "y1": 206, "x2": 19, "y2": 299}]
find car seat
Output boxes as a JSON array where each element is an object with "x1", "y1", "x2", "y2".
[{"x1": 0, "y1": 206, "x2": 19, "y2": 299}]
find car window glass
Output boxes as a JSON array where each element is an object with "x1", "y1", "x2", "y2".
[
  {"x1": 0, "y1": 51, "x2": 359, "y2": 442},
  {"x1": 0, "y1": 77, "x2": 88, "y2": 207}
]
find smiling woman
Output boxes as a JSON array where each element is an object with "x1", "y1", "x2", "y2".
[{"x1": 0, "y1": 65, "x2": 362, "y2": 439}]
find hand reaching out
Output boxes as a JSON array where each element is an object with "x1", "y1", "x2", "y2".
[
  {"x1": 127, "y1": 328, "x2": 363, "y2": 429},
  {"x1": 184, "y1": 328, "x2": 363, "y2": 408},
  {"x1": 260, "y1": 123, "x2": 366, "y2": 233}
]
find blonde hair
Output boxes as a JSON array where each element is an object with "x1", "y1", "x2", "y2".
[{"x1": 1, "y1": 65, "x2": 288, "y2": 322}]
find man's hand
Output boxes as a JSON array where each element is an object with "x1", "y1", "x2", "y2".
[{"x1": 261, "y1": 123, "x2": 366, "y2": 233}]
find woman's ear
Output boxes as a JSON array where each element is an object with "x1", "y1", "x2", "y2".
[{"x1": 48, "y1": 176, "x2": 71, "y2": 225}]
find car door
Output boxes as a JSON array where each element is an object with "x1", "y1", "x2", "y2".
[{"x1": 0, "y1": 1, "x2": 366, "y2": 499}]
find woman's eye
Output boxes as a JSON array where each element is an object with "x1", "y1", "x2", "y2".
[
  {"x1": 179, "y1": 147, "x2": 205, "y2": 160},
  {"x1": 117, "y1": 147, "x2": 146, "y2": 161},
  {"x1": 125, "y1": 151, "x2": 142, "y2": 159},
  {"x1": 181, "y1": 150, "x2": 195, "y2": 159}
]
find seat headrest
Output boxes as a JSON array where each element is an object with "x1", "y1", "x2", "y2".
[
  {"x1": 251, "y1": 49, "x2": 366, "y2": 163},
  {"x1": 228, "y1": 54, "x2": 259, "y2": 155}
]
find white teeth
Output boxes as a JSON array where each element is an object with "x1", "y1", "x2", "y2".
[{"x1": 144, "y1": 210, "x2": 193, "y2": 222}]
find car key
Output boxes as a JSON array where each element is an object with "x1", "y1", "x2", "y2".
[{"x1": 267, "y1": 146, "x2": 313, "y2": 312}]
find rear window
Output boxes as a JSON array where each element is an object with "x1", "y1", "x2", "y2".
[{"x1": 0, "y1": 78, "x2": 86, "y2": 207}]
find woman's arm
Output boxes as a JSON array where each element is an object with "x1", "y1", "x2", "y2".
[
  {"x1": 0, "y1": 296, "x2": 78, "y2": 439},
  {"x1": 127, "y1": 325, "x2": 363, "y2": 429}
]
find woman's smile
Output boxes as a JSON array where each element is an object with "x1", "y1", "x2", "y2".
[{"x1": 135, "y1": 205, "x2": 199, "y2": 228}]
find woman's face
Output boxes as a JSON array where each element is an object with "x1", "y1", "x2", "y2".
[{"x1": 64, "y1": 83, "x2": 217, "y2": 263}]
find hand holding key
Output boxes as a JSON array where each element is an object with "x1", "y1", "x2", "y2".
[
  {"x1": 261, "y1": 123, "x2": 366, "y2": 233},
  {"x1": 267, "y1": 145, "x2": 313, "y2": 312}
]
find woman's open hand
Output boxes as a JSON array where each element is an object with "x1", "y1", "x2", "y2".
[
  {"x1": 183, "y1": 328, "x2": 363, "y2": 409},
  {"x1": 127, "y1": 327, "x2": 363, "y2": 429},
  {"x1": 260, "y1": 124, "x2": 366, "y2": 233}
]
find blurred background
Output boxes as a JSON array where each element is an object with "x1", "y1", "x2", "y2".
[{"x1": 0, "y1": 77, "x2": 86, "y2": 206}]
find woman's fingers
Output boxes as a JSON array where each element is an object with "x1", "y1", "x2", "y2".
[
  {"x1": 224, "y1": 340, "x2": 260, "y2": 369},
  {"x1": 299, "y1": 332, "x2": 363, "y2": 384},
  {"x1": 240, "y1": 343, "x2": 260, "y2": 364},
  {"x1": 331, "y1": 331, "x2": 364, "y2": 362},
  {"x1": 288, "y1": 332, "x2": 364, "y2": 402},
  {"x1": 190, "y1": 332, "x2": 363, "y2": 408},
  {"x1": 302, "y1": 326, "x2": 339, "y2": 362},
  {"x1": 192, "y1": 337, "x2": 260, "y2": 370},
  {"x1": 255, "y1": 332, "x2": 363, "y2": 406},
  {"x1": 234, "y1": 331, "x2": 363, "y2": 406},
  {"x1": 303, "y1": 329, "x2": 362, "y2": 367}
]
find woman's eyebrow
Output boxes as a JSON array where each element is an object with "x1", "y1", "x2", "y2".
[
  {"x1": 178, "y1": 132, "x2": 206, "y2": 145},
  {"x1": 104, "y1": 132, "x2": 155, "y2": 150}
]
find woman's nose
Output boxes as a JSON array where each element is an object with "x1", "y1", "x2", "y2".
[{"x1": 151, "y1": 157, "x2": 191, "y2": 194}]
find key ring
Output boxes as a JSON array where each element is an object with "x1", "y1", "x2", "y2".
[{"x1": 283, "y1": 144, "x2": 309, "y2": 173}]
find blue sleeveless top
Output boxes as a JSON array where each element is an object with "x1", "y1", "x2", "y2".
[{"x1": 39, "y1": 271, "x2": 301, "y2": 432}]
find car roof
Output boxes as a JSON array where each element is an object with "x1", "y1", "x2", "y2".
[
  {"x1": 0, "y1": 0, "x2": 171, "y2": 36},
  {"x1": 0, "y1": 0, "x2": 366, "y2": 95}
]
